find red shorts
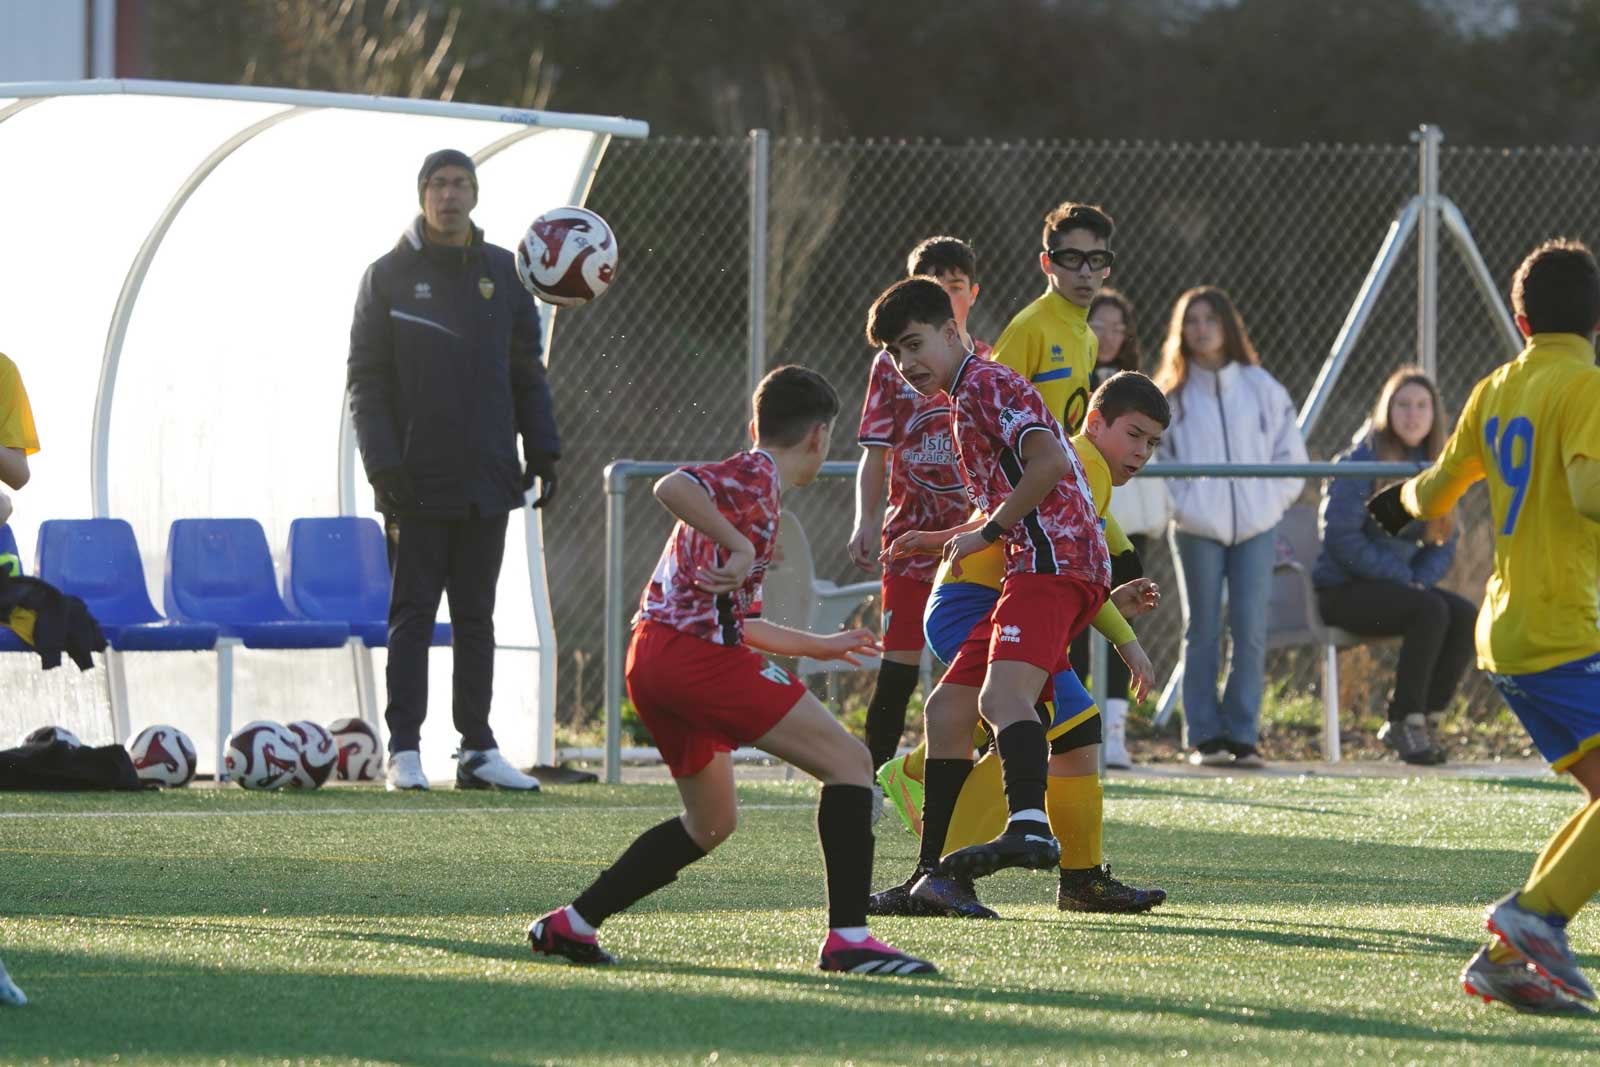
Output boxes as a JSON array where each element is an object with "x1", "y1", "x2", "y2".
[
  {"x1": 942, "y1": 573, "x2": 1107, "y2": 689},
  {"x1": 880, "y1": 573, "x2": 934, "y2": 653},
  {"x1": 625, "y1": 620, "x2": 809, "y2": 778}
]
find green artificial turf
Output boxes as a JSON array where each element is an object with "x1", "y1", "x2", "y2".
[{"x1": 0, "y1": 775, "x2": 1595, "y2": 1065}]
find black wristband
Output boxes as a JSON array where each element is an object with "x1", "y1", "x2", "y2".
[{"x1": 979, "y1": 520, "x2": 1004, "y2": 544}]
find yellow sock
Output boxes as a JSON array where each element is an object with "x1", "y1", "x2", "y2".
[
  {"x1": 1487, "y1": 942, "x2": 1521, "y2": 965},
  {"x1": 1047, "y1": 773, "x2": 1103, "y2": 870},
  {"x1": 903, "y1": 740, "x2": 926, "y2": 783},
  {"x1": 1518, "y1": 798, "x2": 1600, "y2": 919},
  {"x1": 942, "y1": 753, "x2": 1007, "y2": 855}
]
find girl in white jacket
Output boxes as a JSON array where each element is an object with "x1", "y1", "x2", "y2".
[{"x1": 1155, "y1": 287, "x2": 1307, "y2": 767}]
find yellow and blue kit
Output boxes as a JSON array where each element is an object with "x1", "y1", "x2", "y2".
[
  {"x1": 1404, "y1": 332, "x2": 1600, "y2": 771},
  {"x1": 923, "y1": 431, "x2": 1135, "y2": 743},
  {"x1": 990, "y1": 288, "x2": 1098, "y2": 436}
]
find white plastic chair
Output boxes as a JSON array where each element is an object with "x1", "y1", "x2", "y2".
[{"x1": 761, "y1": 511, "x2": 881, "y2": 682}]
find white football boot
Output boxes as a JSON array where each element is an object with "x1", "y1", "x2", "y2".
[
  {"x1": 0, "y1": 958, "x2": 26, "y2": 1006},
  {"x1": 386, "y1": 750, "x2": 429, "y2": 792},
  {"x1": 457, "y1": 748, "x2": 541, "y2": 791}
]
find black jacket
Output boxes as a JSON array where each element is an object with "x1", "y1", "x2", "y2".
[
  {"x1": 0, "y1": 571, "x2": 106, "y2": 670},
  {"x1": 348, "y1": 216, "x2": 560, "y2": 517}
]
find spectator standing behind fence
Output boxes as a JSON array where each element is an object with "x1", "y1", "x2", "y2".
[
  {"x1": 1155, "y1": 286, "x2": 1307, "y2": 768},
  {"x1": 0, "y1": 352, "x2": 38, "y2": 531},
  {"x1": 1069, "y1": 290, "x2": 1167, "y2": 767},
  {"x1": 348, "y1": 149, "x2": 557, "y2": 793},
  {"x1": 1312, "y1": 369, "x2": 1472, "y2": 766}
]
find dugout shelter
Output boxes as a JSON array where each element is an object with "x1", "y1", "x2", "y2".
[{"x1": 0, "y1": 80, "x2": 647, "y2": 781}]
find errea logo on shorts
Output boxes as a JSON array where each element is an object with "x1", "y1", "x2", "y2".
[
  {"x1": 998, "y1": 624, "x2": 1023, "y2": 644},
  {"x1": 760, "y1": 661, "x2": 792, "y2": 686}
]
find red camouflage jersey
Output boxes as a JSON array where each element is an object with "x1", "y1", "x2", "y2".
[
  {"x1": 948, "y1": 354, "x2": 1110, "y2": 586},
  {"x1": 857, "y1": 342, "x2": 990, "y2": 580},
  {"x1": 634, "y1": 450, "x2": 782, "y2": 646}
]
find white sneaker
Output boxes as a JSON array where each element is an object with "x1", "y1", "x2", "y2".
[
  {"x1": 1102, "y1": 698, "x2": 1132, "y2": 770},
  {"x1": 0, "y1": 958, "x2": 26, "y2": 1006},
  {"x1": 456, "y1": 748, "x2": 541, "y2": 791},
  {"x1": 386, "y1": 750, "x2": 429, "y2": 791}
]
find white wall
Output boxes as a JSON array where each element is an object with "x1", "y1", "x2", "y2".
[{"x1": 0, "y1": 0, "x2": 88, "y2": 82}]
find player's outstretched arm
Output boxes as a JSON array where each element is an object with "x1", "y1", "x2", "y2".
[
  {"x1": 0, "y1": 445, "x2": 29, "y2": 491},
  {"x1": 880, "y1": 518, "x2": 984, "y2": 563},
  {"x1": 849, "y1": 446, "x2": 889, "y2": 571},
  {"x1": 1115, "y1": 639, "x2": 1156, "y2": 702},
  {"x1": 653, "y1": 472, "x2": 755, "y2": 593},
  {"x1": 745, "y1": 619, "x2": 882, "y2": 666}
]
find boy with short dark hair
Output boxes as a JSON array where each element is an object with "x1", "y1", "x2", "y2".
[
  {"x1": 865, "y1": 277, "x2": 1110, "y2": 896},
  {"x1": 1370, "y1": 237, "x2": 1600, "y2": 1015},
  {"x1": 852, "y1": 236, "x2": 988, "y2": 782},
  {"x1": 529, "y1": 365, "x2": 936, "y2": 977}
]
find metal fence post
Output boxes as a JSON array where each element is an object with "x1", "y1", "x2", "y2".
[
  {"x1": 603, "y1": 461, "x2": 631, "y2": 785},
  {"x1": 748, "y1": 129, "x2": 770, "y2": 417},
  {"x1": 1414, "y1": 124, "x2": 1443, "y2": 380}
]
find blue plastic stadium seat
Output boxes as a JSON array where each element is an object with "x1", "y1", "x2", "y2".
[
  {"x1": 164, "y1": 519, "x2": 350, "y2": 649},
  {"x1": 282, "y1": 516, "x2": 451, "y2": 648},
  {"x1": 35, "y1": 519, "x2": 219, "y2": 652},
  {"x1": 0, "y1": 523, "x2": 25, "y2": 651}
]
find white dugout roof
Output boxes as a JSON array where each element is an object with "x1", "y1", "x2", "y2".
[{"x1": 0, "y1": 80, "x2": 646, "y2": 779}]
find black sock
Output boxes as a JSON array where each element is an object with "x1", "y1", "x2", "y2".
[
  {"x1": 864, "y1": 661, "x2": 921, "y2": 770},
  {"x1": 917, "y1": 758, "x2": 972, "y2": 870},
  {"x1": 817, "y1": 784, "x2": 875, "y2": 929},
  {"x1": 571, "y1": 816, "x2": 706, "y2": 927},
  {"x1": 996, "y1": 720, "x2": 1049, "y2": 834}
]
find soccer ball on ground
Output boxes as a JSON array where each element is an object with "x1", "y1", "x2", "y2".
[
  {"x1": 285, "y1": 720, "x2": 337, "y2": 789},
  {"x1": 127, "y1": 725, "x2": 197, "y2": 787},
  {"x1": 329, "y1": 718, "x2": 383, "y2": 782},
  {"x1": 224, "y1": 721, "x2": 300, "y2": 790},
  {"x1": 515, "y1": 206, "x2": 618, "y2": 307},
  {"x1": 17, "y1": 725, "x2": 80, "y2": 748}
]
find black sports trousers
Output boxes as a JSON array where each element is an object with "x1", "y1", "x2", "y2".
[
  {"x1": 1315, "y1": 579, "x2": 1476, "y2": 722},
  {"x1": 383, "y1": 511, "x2": 509, "y2": 754}
]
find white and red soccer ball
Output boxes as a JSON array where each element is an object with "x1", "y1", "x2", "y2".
[
  {"x1": 225, "y1": 720, "x2": 301, "y2": 790},
  {"x1": 329, "y1": 718, "x2": 383, "y2": 782},
  {"x1": 515, "y1": 206, "x2": 617, "y2": 307},
  {"x1": 285, "y1": 720, "x2": 337, "y2": 789},
  {"x1": 127, "y1": 725, "x2": 197, "y2": 787}
]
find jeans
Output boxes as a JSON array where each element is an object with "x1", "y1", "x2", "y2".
[
  {"x1": 383, "y1": 511, "x2": 509, "y2": 754},
  {"x1": 1173, "y1": 528, "x2": 1278, "y2": 749},
  {"x1": 1316, "y1": 580, "x2": 1477, "y2": 721}
]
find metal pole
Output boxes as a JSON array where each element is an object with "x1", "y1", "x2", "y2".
[
  {"x1": 1089, "y1": 631, "x2": 1108, "y2": 771},
  {"x1": 603, "y1": 462, "x2": 630, "y2": 785},
  {"x1": 747, "y1": 130, "x2": 771, "y2": 417},
  {"x1": 1440, "y1": 198, "x2": 1525, "y2": 356},
  {"x1": 1414, "y1": 125, "x2": 1443, "y2": 380},
  {"x1": 1297, "y1": 198, "x2": 1421, "y2": 435}
]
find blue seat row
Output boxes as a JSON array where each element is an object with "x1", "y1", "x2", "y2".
[{"x1": 0, "y1": 517, "x2": 451, "y2": 652}]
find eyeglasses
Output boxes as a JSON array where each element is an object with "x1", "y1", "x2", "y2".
[{"x1": 1044, "y1": 247, "x2": 1114, "y2": 271}]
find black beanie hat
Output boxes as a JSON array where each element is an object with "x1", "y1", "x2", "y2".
[{"x1": 417, "y1": 149, "x2": 478, "y2": 204}]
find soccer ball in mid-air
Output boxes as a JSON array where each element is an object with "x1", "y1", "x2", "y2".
[
  {"x1": 17, "y1": 725, "x2": 80, "y2": 748},
  {"x1": 515, "y1": 206, "x2": 618, "y2": 307},
  {"x1": 224, "y1": 721, "x2": 301, "y2": 790},
  {"x1": 127, "y1": 725, "x2": 197, "y2": 787},
  {"x1": 285, "y1": 720, "x2": 337, "y2": 789},
  {"x1": 329, "y1": 718, "x2": 383, "y2": 781}
]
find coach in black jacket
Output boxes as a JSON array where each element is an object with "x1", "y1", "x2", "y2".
[{"x1": 347, "y1": 148, "x2": 552, "y2": 793}]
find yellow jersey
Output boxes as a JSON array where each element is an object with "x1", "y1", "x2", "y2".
[
  {"x1": 991, "y1": 289, "x2": 1097, "y2": 435},
  {"x1": 0, "y1": 353, "x2": 39, "y2": 455},
  {"x1": 1404, "y1": 333, "x2": 1600, "y2": 674},
  {"x1": 935, "y1": 432, "x2": 1134, "y2": 645}
]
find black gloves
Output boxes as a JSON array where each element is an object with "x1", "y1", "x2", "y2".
[
  {"x1": 371, "y1": 467, "x2": 417, "y2": 516},
  {"x1": 524, "y1": 450, "x2": 559, "y2": 509},
  {"x1": 1366, "y1": 483, "x2": 1414, "y2": 537}
]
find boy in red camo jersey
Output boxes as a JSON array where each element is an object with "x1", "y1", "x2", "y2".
[
  {"x1": 866, "y1": 277, "x2": 1111, "y2": 885},
  {"x1": 851, "y1": 236, "x2": 990, "y2": 779},
  {"x1": 529, "y1": 366, "x2": 936, "y2": 977}
]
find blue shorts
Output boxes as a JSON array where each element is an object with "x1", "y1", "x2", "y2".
[
  {"x1": 1488, "y1": 652, "x2": 1600, "y2": 773},
  {"x1": 923, "y1": 581, "x2": 1097, "y2": 738}
]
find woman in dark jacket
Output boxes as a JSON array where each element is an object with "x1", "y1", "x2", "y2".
[{"x1": 1312, "y1": 368, "x2": 1475, "y2": 765}]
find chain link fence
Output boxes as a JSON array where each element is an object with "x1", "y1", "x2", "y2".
[{"x1": 545, "y1": 132, "x2": 1600, "y2": 754}]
